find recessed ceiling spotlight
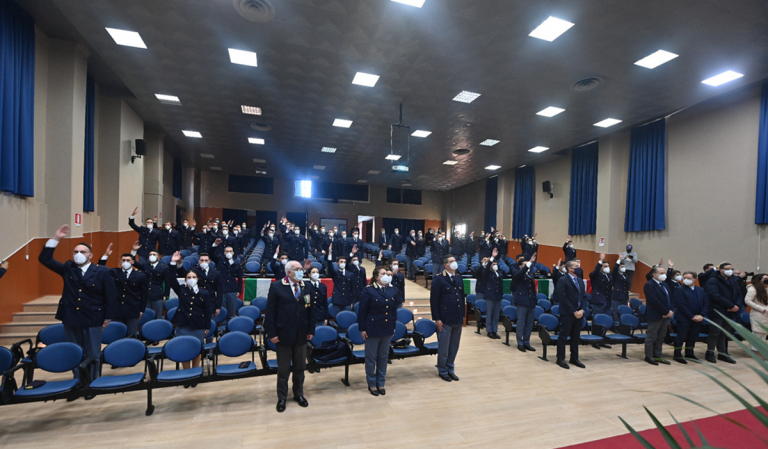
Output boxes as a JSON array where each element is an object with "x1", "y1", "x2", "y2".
[
  {"x1": 443, "y1": 160, "x2": 458, "y2": 165},
  {"x1": 485, "y1": 165, "x2": 501, "y2": 170},
  {"x1": 255, "y1": 170, "x2": 267, "y2": 175},
  {"x1": 253, "y1": 158, "x2": 266, "y2": 163},
  {"x1": 391, "y1": 0, "x2": 426, "y2": 7},
  {"x1": 518, "y1": 165, "x2": 527, "y2": 168},
  {"x1": 228, "y1": 48, "x2": 258, "y2": 67},
  {"x1": 368, "y1": 170, "x2": 380, "y2": 174},
  {"x1": 385, "y1": 154, "x2": 402, "y2": 161},
  {"x1": 105, "y1": 28, "x2": 147, "y2": 48},
  {"x1": 313, "y1": 165, "x2": 326, "y2": 170},
  {"x1": 200, "y1": 153, "x2": 215, "y2": 159},
  {"x1": 402, "y1": 183, "x2": 412, "y2": 187},
  {"x1": 411, "y1": 130, "x2": 432, "y2": 138},
  {"x1": 241, "y1": 105, "x2": 262, "y2": 115},
  {"x1": 529, "y1": 146, "x2": 549, "y2": 153},
  {"x1": 321, "y1": 147, "x2": 337, "y2": 153},
  {"x1": 333, "y1": 119, "x2": 353, "y2": 128},
  {"x1": 155, "y1": 94, "x2": 181, "y2": 105},
  {"x1": 183, "y1": 130, "x2": 202, "y2": 138},
  {"x1": 536, "y1": 106, "x2": 565, "y2": 117},
  {"x1": 635, "y1": 50, "x2": 679, "y2": 69},
  {"x1": 528, "y1": 16, "x2": 574, "y2": 42},
  {"x1": 248, "y1": 138, "x2": 265, "y2": 145},
  {"x1": 702, "y1": 70, "x2": 744, "y2": 86},
  {"x1": 480, "y1": 139, "x2": 500, "y2": 146},
  {"x1": 352, "y1": 72, "x2": 380, "y2": 87},
  {"x1": 210, "y1": 167, "x2": 222, "y2": 171},
  {"x1": 594, "y1": 118, "x2": 622, "y2": 128},
  {"x1": 453, "y1": 91, "x2": 481, "y2": 103},
  {"x1": 357, "y1": 179, "x2": 368, "y2": 183}
]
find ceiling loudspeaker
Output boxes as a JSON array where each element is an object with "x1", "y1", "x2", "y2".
[{"x1": 542, "y1": 180, "x2": 553, "y2": 199}]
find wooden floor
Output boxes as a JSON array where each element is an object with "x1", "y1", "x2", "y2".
[{"x1": 1, "y1": 266, "x2": 765, "y2": 448}]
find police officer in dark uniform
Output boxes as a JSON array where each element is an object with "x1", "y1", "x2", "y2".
[
  {"x1": 513, "y1": 252, "x2": 538, "y2": 351},
  {"x1": 158, "y1": 221, "x2": 181, "y2": 257},
  {"x1": 176, "y1": 218, "x2": 196, "y2": 251},
  {"x1": 99, "y1": 244, "x2": 148, "y2": 338},
  {"x1": 285, "y1": 225, "x2": 309, "y2": 263},
  {"x1": 132, "y1": 242, "x2": 171, "y2": 318},
  {"x1": 325, "y1": 244, "x2": 355, "y2": 312},
  {"x1": 129, "y1": 206, "x2": 161, "y2": 263},
  {"x1": 430, "y1": 255, "x2": 466, "y2": 382},
  {"x1": 589, "y1": 253, "x2": 613, "y2": 317},
  {"x1": 261, "y1": 223, "x2": 280, "y2": 260},
  {"x1": 465, "y1": 231, "x2": 476, "y2": 260},
  {"x1": 176, "y1": 253, "x2": 223, "y2": 316},
  {"x1": 431, "y1": 233, "x2": 450, "y2": 277},
  {"x1": 483, "y1": 248, "x2": 505, "y2": 339},
  {"x1": 306, "y1": 263, "x2": 328, "y2": 326},
  {"x1": 450, "y1": 231, "x2": 465, "y2": 259},
  {"x1": 522, "y1": 234, "x2": 538, "y2": 260},
  {"x1": 390, "y1": 228, "x2": 404, "y2": 254},
  {"x1": 349, "y1": 252, "x2": 367, "y2": 308},
  {"x1": 563, "y1": 237, "x2": 577, "y2": 262},
  {"x1": 611, "y1": 260, "x2": 631, "y2": 323},
  {"x1": 358, "y1": 266, "x2": 397, "y2": 396},
  {"x1": 210, "y1": 240, "x2": 244, "y2": 322}
]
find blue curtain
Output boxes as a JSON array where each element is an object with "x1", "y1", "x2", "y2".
[
  {"x1": 286, "y1": 212, "x2": 308, "y2": 231},
  {"x1": 83, "y1": 75, "x2": 95, "y2": 211},
  {"x1": 625, "y1": 119, "x2": 666, "y2": 232},
  {"x1": 0, "y1": 0, "x2": 35, "y2": 197},
  {"x1": 172, "y1": 158, "x2": 182, "y2": 200},
  {"x1": 254, "y1": 210, "x2": 277, "y2": 231},
  {"x1": 756, "y1": 83, "x2": 768, "y2": 223},
  {"x1": 568, "y1": 142, "x2": 599, "y2": 235},
  {"x1": 222, "y1": 208, "x2": 248, "y2": 225},
  {"x1": 484, "y1": 176, "x2": 498, "y2": 232},
  {"x1": 512, "y1": 166, "x2": 535, "y2": 239},
  {"x1": 382, "y1": 218, "x2": 426, "y2": 237}
]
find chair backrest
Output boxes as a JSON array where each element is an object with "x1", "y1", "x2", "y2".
[
  {"x1": 311, "y1": 262, "x2": 322, "y2": 271},
  {"x1": 539, "y1": 313, "x2": 558, "y2": 331},
  {"x1": 397, "y1": 308, "x2": 414, "y2": 324},
  {"x1": 551, "y1": 305, "x2": 560, "y2": 316},
  {"x1": 163, "y1": 336, "x2": 203, "y2": 363},
  {"x1": 594, "y1": 313, "x2": 614, "y2": 329},
  {"x1": 167, "y1": 307, "x2": 178, "y2": 322},
  {"x1": 502, "y1": 305, "x2": 517, "y2": 321},
  {"x1": 165, "y1": 297, "x2": 179, "y2": 311},
  {"x1": 741, "y1": 312, "x2": 751, "y2": 324},
  {"x1": 414, "y1": 319, "x2": 436, "y2": 339},
  {"x1": 537, "y1": 299, "x2": 552, "y2": 311},
  {"x1": 141, "y1": 319, "x2": 174, "y2": 341},
  {"x1": 0, "y1": 346, "x2": 14, "y2": 374},
  {"x1": 620, "y1": 314, "x2": 640, "y2": 328},
  {"x1": 311, "y1": 325, "x2": 338, "y2": 346},
  {"x1": 36, "y1": 342, "x2": 83, "y2": 373},
  {"x1": 537, "y1": 293, "x2": 548, "y2": 301},
  {"x1": 218, "y1": 331, "x2": 253, "y2": 358},
  {"x1": 346, "y1": 323, "x2": 366, "y2": 345},
  {"x1": 414, "y1": 260, "x2": 424, "y2": 268},
  {"x1": 38, "y1": 323, "x2": 67, "y2": 346},
  {"x1": 204, "y1": 319, "x2": 216, "y2": 339},
  {"x1": 618, "y1": 305, "x2": 634, "y2": 316},
  {"x1": 630, "y1": 298, "x2": 643, "y2": 309},
  {"x1": 138, "y1": 308, "x2": 156, "y2": 327},
  {"x1": 534, "y1": 305, "x2": 545, "y2": 320},
  {"x1": 502, "y1": 294, "x2": 513, "y2": 302},
  {"x1": 104, "y1": 338, "x2": 147, "y2": 367},
  {"x1": 466, "y1": 294, "x2": 476, "y2": 305},
  {"x1": 245, "y1": 261, "x2": 260, "y2": 273},
  {"x1": 392, "y1": 321, "x2": 407, "y2": 341},
  {"x1": 353, "y1": 302, "x2": 360, "y2": 314},
  {"x1": 101, "y1": 321, "x2": 128, "y2": 344},
  {"x1": 215, "y1": 307, "x2": 229, "y2": 324},
  {"x1": 638, "y1": 304, "x2": 646, "y2": 314},
  {"x1": 252, "y1": 297, "x2": 268, "y2": 311},
  {"x1": 238, "y1": 305, "x2": 261, "y2": 320},
  {"x1": 425, "y1": 263, "x2": 432, "y2": 273},
  {"x1": 474, "y1": 299, "x2": 486, "y2": 313},
  {"x1": 335, "y1": 311, "x2": 357, "y2": 330},
  {"x1": 227, "y1": 316, "x2": 255, "y2": 333}
]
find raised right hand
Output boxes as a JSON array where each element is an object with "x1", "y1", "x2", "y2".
[
  {"x1": 171, "y1": 251, "x2": 182, "y2": 264},
  {"x1": 133, "y1": 241, "x2": 142, "y2": 251},
  {"x1": 54, "y1": 224, "x2": 69, "y2": 241},
  {"x1": 132, "y1": 207, "x2": 139, "y2": 216}
]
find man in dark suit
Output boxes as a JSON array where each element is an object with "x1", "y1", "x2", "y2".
[
  {"x1": 643, "y1": 266, "x2": 674, "y2": 365},
  {"x1": 132, "y1": 243, "x2": 171, "y2": 317},
  {"x1": 195, "y1": 223, "x2": 214, "y2": 255},
  {"x1": 611, "y1": 260, "x2": 631, "y2": 323},
  {"x1": 270, "y1": 251, "x2": 289, "y2": 280},
  {"x1": 99, "y1": 245, "x2": 149, "y2": 338},
  {"x1": 430, "y1": 255, "x2": 466, "y2": 382},
  {"x1": 671, "y1": 271, "x2": 708, "y2": 363},
  {"x1": 158, "y1": 221, "x2": 181, "y2": 256},
  {"x1": 177, "y1": 253, "x2": 223, "y2": 315},
  {"x1": 552, "y1": 260, "x2": 586, "y2": 369},
  {"x1": 326, "y1": 230, "x2": 344, "y2": 263},
  {"x1": 551, "y1": 259, "x2": 566, "y2": 302},
  {"x1": 405, "y1": 230, "x2": 419, "y2": 280},
  {"x1": 698, "y1": 263, "x2": 717, "y2": 287},
  {"x1": 264, "y1": 260, "x2": 315, "y2": 413},
  {"x1": 39, "y1": 224, "x2": 117, "y2": 380},
  {"x1": 431, "y1": 233, "x2": 450, "y2": 277},
  {"x1": 563, "y1": 237, "x2": 577, "y2": 262},
  {"x1": 210, "y1": 240, "x2": 244, "y2": 322},
  {"x1": 589, "y1": 253, "x2": 613, "y2": 318},
  {"x1": 704, "y1": 262, "x2": 740, "y2": 364},
  {"x1": 129, "y1": 207, "x2": 161, "y2": 263}
]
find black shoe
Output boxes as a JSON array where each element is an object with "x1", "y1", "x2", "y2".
[
  {"x1": 448, "y1": 373, "x2": 459, "y2": 381},
  {"x1": 592, "y1": 344, "x2": 601, "y2": 350},
  {"x1": 717, "y1": 354, "x2": 737, "y2": 364},
  {"x1": 378, "y1": 388, "x2": 386, "y2": 395},
  {"x1": 488, "y1": 333, "x2": 495, "y2": 339},
  {"x1": 517, "y1": 345, "x2": 527, "y2": 352},
  {"x1": 369, "y1": 387, "x2": 379, "y2": 396},
  {"x1": 673, "y1": 356, "x2": 688, "y2": 364},
  {"x1": 655, "y1": 358, "x2": 671, "y2": 365},
  {"x1": 276, "y1": 399, "x2": 286, "y2": 413},
  {"x1": 184, "y1": 384, "x2": 191, "y2": 389},
  {"x1": 705, "y1": 352, "x2": 717, "y2": 363},
  {"x1": 190, "y1": 382, "x2": 198, "y2": 388},
  {"x1": 524, "y1": 344, "x2": 536, "y2": 352},
  {"x1": 569, "y1": 359, "x2": 586, "y2": 368},
  {"x1": 439, "y1": 374, "x2": 452, "y2": 382},
  {"x1": 84, "y1": 395, "x2": 96, "y2": 401},
  {"x1": 644, "y1": 357, "x2": 659, "y2": 366},
  {"x1": 493, "y1": 333, "x2": 501, "y2": 339},
  {"x1": 556, "y1": 359, "x2": 570, "y2": 369},
  {"x1": 687, "y1": 354, "x2": 701, "y2": 363},
  {"x1": 294, "y1": 396, "x2": 309, "y2": 407}
]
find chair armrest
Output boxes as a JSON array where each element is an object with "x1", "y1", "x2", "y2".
[
  {"x1": 145, "y1": 358, "x2": 158, "y2": 380},
  {"x1": 1, "y1": 363, "x2": 26, "y2": 401},
  {"x1": 10, "y1": 338, "x2": 33, "y2": 364},
  {"x1": 77, "y1": 359, "x2": 94, "y2": 388},
  {"x1": 617, "y1": 323, "x2": 633, "y2": 336},
  {"x1": 410, "y1": 331, "x2": 425, "y2": 349}
]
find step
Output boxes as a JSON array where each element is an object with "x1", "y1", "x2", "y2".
[
  {"x1": 403, "y1": 299, "x2": 430, "y2": 307},
  {"x1": 1, "y1": 322, "x2": 57, "y2": 335},
  {"x1": 0, "y1": 333, "x2": 36, "y2": 347},
  {"x1": 23, "y1": 296, "x2": 60, "y2": 313},
  {"x1": 12, "y1": 311, "x2": 57, "y2": 323}
]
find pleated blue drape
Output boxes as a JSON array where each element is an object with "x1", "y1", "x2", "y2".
[
  {"x1": 0, "y1": 0, "x2": 35, "y2": 197},
  {"x1": 484, "y1": 176, "x2": 498, "y2": 233},
  {"x1": 512, "y1": 166, "x2": 535, "y2": 239},
  {"x1": 83, "y1": 75, "x2": 95, "y2": 211},
  {"x1": 625, "y1": 119, "x2": 666, "y2": 232},
  {"x1": 755, "y1": 83, "x2": 768, "y2": 224},
  {"x1": 173, "y1": 158, "x2": 183, "y2": 200},
  {"x1": 568, "y1": 143, "x2": 599, "y2": 235}
]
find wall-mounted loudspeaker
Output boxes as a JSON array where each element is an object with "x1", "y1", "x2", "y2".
[
  {"x1": 542, "y1": 180, "x2": 553, "y2": 199},
  {"x1": 132, "y1": 139, "x2": 146, "y2": 164}
]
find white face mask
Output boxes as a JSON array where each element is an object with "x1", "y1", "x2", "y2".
[
  {"x1": 212, "y1": 226, "x2": 218, "y2": 231},
  {"x1": 602, "y1": 267, "x2": 610, "y2": 274},
  {"x1": 411, "y1": 233, "x2": 415, "y2": 237},
  {"x1": 165, "y1": 225, "x2": 171, "y2": 231},
  {"x1": 380, "y1": 275, "x2": 393, "y2": 285},
  {"x1": 149, "y1": 255, "x2": 158, "y2": 263},
  {"x1": 186, "y1": 278, "x2": 198, "y2": 289},
  {"x1": 561, "y1": 267, "x2": 567, "y2": 273},
  {"x1": 569, "y1": 244, "x2": 574, "y2": 248},
  {"x1": 268, "y1": 233, "x2": 274, "y2": 238},
  {"x1": 310, "y1": 272, "x2": 320, "y2": 281},
  {"x1": 723, "y1": 269, "x2": 734, "y2": 277},
  {"x1": 418, "y1": 233, "x2": 422, "y2": 237},
  {"x1": 329, "y1": 233, "x2": 334, "y2": 237},
  {"x1": 619, "y1": 267, "x2": 626, "y2": 273},
  {"x1": 352, "y1": 260, "x2": 359, "y2": 267},
  {"x1": 492, "y1": 265, "x2": 498, "y2": 272},
  {"x1": 394, "y1": 231, "x2": 399, "y2": 235},
  {"x1": 225, "y1": 253, "x2": 233, "y2": 259},
  {"x1": 73, "y1": 253, "x2": 88, "y2": 265},
  {"x1": 295, "y1": 230, "x2": 300, "y2": 235},
  {"x1": 482, "y1": 262, "x2": 488, "y2": 267},
  {"x1": 146, "y1": 223, "x2": 153, "y2": 229},
  {"x1": 391, "y1": 264, "x2": 399, "y2": 271},
  {"x1": 658, "y1": 274, "x2": 667, "y2": 282},
  {"x1": 121, "y1": 262, "x2": 132, "y2": 271},
  {"x1": 280, "y1": 259, "x2": 288, "y2": 266},
  {"x1": 203, "y1": 229, "x2": 208, "y2": 233},
  {"x1": 199, "y1": 262, "x2": 209, "y2": 270},
  {"x1": 242, "y1": 225, "x2": 246, "y2": 229},
  {"x1": 449, "y1": 261, "x2": 458, "y2": 271},
  {"x1": 342, "y1": 235, "x2": 347, "y2": 239},
  {"x1": 234, "y1": 230, "x2": 239, "y2": 235},
  {"x1": 353, "y1": 234, "x2": 358, "y2": 239},
  {"x1": 270, "y1": 228, "x2": 275, "y2": 232},
  {"x1": 674, "y1": 275, "x2": 683, "y2": 282},
  {"x1": 683, "y1": 279, "x2": 694, "y2": 286},
  {"x1": 338, "y1": 263, "x2": 346, "y2": 269},
  {"x1": 294, "y1": 270, "x2": 304, "y2": 280},
  {"x1": 183, "y1": 223, "x2": 188, "y2": 228},
  {"x1": 222, "y1": 230, "x2": 229, "y2": 236},
  {"x1": 313, "y1": 227, "x2": 317, "y2": 231}
]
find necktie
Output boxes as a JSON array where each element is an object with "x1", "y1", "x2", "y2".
[
  {"x1": 293, "y1": 283, "x2": 300, "y2": 300},
  {"x1": 124, "y1": 270, "x2": 130, "y2": 279}
]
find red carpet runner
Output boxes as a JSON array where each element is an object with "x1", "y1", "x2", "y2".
[{"x1": 559, "y1": 407, "x2": 768, "y2": 449}]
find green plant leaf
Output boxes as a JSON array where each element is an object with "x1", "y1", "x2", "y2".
[
  {"x1": 671, "y1": 413, "x2": 695, "y2": 447},
  {"x1": 619, "y1": 415, "x2": 656, "y2": 449},
  {"x1": 644, "y1": 406, "x2": 682, "y2": 449}
]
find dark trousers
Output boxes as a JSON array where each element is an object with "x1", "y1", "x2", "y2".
[
  {"x1": 625, "y1": 270, "x2": 635, "y2": 287},
  {"x1": 115, "y1": 316, "x2": 139, "y2": 338},
  {"x1": 556, "y1": 314, "x2": 581, "y2": 361},
  {"x1": 674, "y1": 319, "x2": 702, "y2": 356},
  {"x1": 706, "y1": 315, "x2": 731, "y2": 354},
  {"x1": 276, "y1": 340, "x2": 307, "y2": 400},
  {"x1": 63, "y1": 325, "x2": 102, "y2": 380}
]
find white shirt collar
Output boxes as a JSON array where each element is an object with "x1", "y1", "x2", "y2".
[
  {"x1": 124, "y1": 269, "x2": 131, "y2": 278},
  {"x1": 80, "y1": 262, "x2": 91, "y2": 275}
]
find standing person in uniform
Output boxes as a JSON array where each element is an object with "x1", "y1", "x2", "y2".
[
  {"x1": 671, "y1": 271, "x2": 708, "y2": 363},
  {"x1": 176, "y1": 253, "x2": 223, "y2": 318},
  {"x1": 264, "y1": 260, "x2": 314, "y2": 413},
  {"x1": 261, "y1": 222, "x2": 280, "y2": 259},
  {"x1": 99, "y1": 244, "x2": 148, "y2": 338},
  {"x1": 450, "y1": 230, "x2": 465, "y2": 260},
  {"x1": 132, "y1": 242, "x2": 171, "y2": 318},
  {"x1": 209, "y1": 240, "x2": 244, "y2": 322},
  {"x1": 563, "y1": 237, "x2": 577, "y2": 262},
  {"x1": 39, "y1": 225, "x2": 117, "y2": 380},
  {"x1": 378, "y1": 228, "x2": 389, "y2": 251},
  {"x1": 465, "y1": 231, "x2": 476, "y2": 261},
  {"x1": 431, "y1": 233, "x2": 450, "y2": 277},
  {"x1": 483, "y1": 248, "x2": 504, "y2": 339},
  {"x1": 611, "y1": 259, "x2": 631, "y2": 324},
  {"x1": 129, "y1": 207, "x2": 161, "y2": 263},
  {"x1": 620, "y1": 245, "x2": 638, "y2": 287},
  {"x1": 430, "y1": 255, "x2": 466, "y2": 382},
  {"x1": 390, "y1": 228, "x2": 404, "y2": 254},
  {"x1": 325, "y1": 244, "x2": 355, "y2": 312},
  {"x1": 513, "y1": 252, "x2": 538, "y2": 351},
  {"x1": 306, "y1": 263, "x2": 328, "y2": 326},
  {"x1": 406, "y1": 230, "x2": 419, "y2": 281},
  {"x1": 158, "y1": 221, "x2": 181, "y2": 257},
  {"x1": 176, "y1": 219, "x2": 196, "y2": 251},
  {"x1": 358, "y1": 266, "x2": 397, "y2": 396},
  {"x1": 474, "y1": 256, "x2": 490, "y2": 302},
  {"x1": 553, "y1": 260, "x2": 586, "y2": 369},
  {"x1": 349, "y1": 249, "x2": 367, "y2": 308},
  {"x1": 589, "y1": 253, "x2": 613, "y2": 318}
]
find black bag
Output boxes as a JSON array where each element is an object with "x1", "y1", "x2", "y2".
[
  {"x1": 392, "y1": 338, "x2": 411, "y2": 349},
  {"x1": 312, "y1": 340, "x2": 350, "y2": 363}
]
